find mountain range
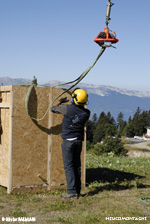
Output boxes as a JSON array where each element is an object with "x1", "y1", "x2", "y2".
[{"x1": 1, "y1": 77, "x2": 150, "y2": 121}]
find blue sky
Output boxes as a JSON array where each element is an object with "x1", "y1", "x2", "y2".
[{"x1": 0, "y1": 0, "x2": 150, "y2": 91}]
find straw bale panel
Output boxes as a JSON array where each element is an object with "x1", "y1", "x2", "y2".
[
  {"x1": 11, "y1": 86, "x2": 49, "y2": 187},
  {"x1": 0, "y1": 85, "x2": 86, "y2": 193}
]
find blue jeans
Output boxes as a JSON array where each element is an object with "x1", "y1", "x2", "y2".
[{"x1": 62, "y1": 139, "x2": 82, "y2": 195}]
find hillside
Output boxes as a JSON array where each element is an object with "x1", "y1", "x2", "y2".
[
  {"x1": 0, "y1": 77, "x2": 31, "y2": 85},
  {"x1": 46, "y1": 80, "x2": 150, "y2": 121}
]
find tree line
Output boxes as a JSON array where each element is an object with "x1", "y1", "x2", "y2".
[{"x1": 86, "y1": 107, "x2": 150, "y2": 144}]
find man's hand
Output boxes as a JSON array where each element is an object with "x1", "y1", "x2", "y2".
[{"x1": 59, "y1": 97, "x2": 69, "y2": 104}]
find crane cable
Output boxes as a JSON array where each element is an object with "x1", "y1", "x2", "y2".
[{"x1": 25, "y1": 47, "x2": 106, "y2": 121}]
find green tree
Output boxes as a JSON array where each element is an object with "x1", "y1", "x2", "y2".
[
  {"x1": 93, "y1": 111, "x2": 116, "y2": 143},
  {"x1": 86, "y1": 113, "x2": 98, "y2": 143},
  {"x1": 106, "y1": 111, "x2": 115, "y2": 125},
  {"x1": 93, "y1": 136, "x2": 128, "y2": 156},
  {"x1": 93, "y1": 112, "x2": 107, "y2": 143},
  {"x1": 126, "y1": 116, "x2": 134, "y2": 137},
  {"x1": 92, "y1": 113, "x2": 98, "y2": 126},
  {"x1": 140, "y1": 110, "x2": 150, "y2": 135},
  {"x1": 104, "y1": 123, "x2": 116, "y2": 136},
  {"x1": 86, "y1": 120, "x2": 95, "y2": 143},
  {"x1": 126, "y1": 107, "x2": 146, "y2": 137},
  {"x1": 117, "y1": 112, "x2": 127, "y2": 137},
  {"x1": 132, "y1": 107, "x2": 142, "y2": 136}
]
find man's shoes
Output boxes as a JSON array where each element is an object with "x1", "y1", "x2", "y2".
[{"x1": 60, "y1": 193, "x2": 79, "y2": 199}]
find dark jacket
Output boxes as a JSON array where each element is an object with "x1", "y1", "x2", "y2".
[{"x1": 51, "y1": 104, "x2": 90, "y2": 140}]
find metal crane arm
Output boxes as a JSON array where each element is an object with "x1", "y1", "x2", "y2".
[{"x1": 105, "y1": 0, "x2": 114, "y2": 29}]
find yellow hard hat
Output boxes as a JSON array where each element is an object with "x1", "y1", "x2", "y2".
[{"x1": 72, "y1": 89, "x2": 88, "y2": 105}]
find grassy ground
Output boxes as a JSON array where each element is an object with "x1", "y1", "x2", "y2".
[{"x1": 0, "y1": 154, "x2": 150, "y2": 224}]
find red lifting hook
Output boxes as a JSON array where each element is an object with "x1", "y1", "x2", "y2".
[{"x1": 94, "y1": 0, "x2": 119, "y2": 47}]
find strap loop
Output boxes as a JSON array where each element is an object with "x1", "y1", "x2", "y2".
[{"x1": 25, "y1": 47, "x2": 106, "y2": 121}]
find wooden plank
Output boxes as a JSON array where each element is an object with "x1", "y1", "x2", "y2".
[
  {"x1": 0, "y1": 103, "x2": 11, "y2": 108},
  {"x1": 47, "y1": 88, "x2": 53, "y2": 190},
  {"x1": 0, "y1": 108, "x2": 10, "y2": 187},
  {"x1": 7, "y1": 90, "x2": 14, "y2": 193},
  {"x1": 0, "y1": 86, "x2": 12, "y2": 92},
  {"x1": 11, "y1": 184, "x2": 47, "y2": 193},
  {"x1": 82, "y1": 126, "x2": 87, "y2": 187},
  {"x1": 0, "y1": 87, "x2": 12, "y2": 188}
]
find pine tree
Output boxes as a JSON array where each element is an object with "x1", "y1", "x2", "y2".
[
  {"x1": 93, "y1": 112, "x2": 107, "y2": 143},
  {"x1": 93, "y1": 111, "x2": 116, "y2": 143},
  {"x1": 86, "y1": 120, "x2": 95, "y2": 143},
  {"x1": 117, "y1": 112, "x2": 127, "y2": 137},
  {"x1": 86, "y1": 113, "x2": 98, "y2": 143},
  {"x1": 106, "y1": 111, "x2": 115, "y2": 125},
  {"x1": 104, "y1": 123, "x2": 116, "y2": 136},
  {"x1": 126, "y1": 116, "x2": 135, "y2": 137},
  {"x1": 92, "y1": 113, "x2": 98, "y2": 127}
]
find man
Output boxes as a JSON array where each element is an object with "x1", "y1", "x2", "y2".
[{"x1": 51, "y1": 88, "x2": 90, "y2": 198}]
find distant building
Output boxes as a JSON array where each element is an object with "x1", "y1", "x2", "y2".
[{"x1": 144, "y1": 127, "x2": 150, "y2": 139}]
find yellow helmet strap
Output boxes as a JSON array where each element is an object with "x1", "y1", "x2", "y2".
[{"x1": 73, "y1": 94, "x2": 86, "y2": 105}]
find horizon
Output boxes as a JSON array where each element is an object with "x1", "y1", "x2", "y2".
[
  {"x1": 1, "y1": 76, "x2": 150, "y2": 122},
  {"x1": 1, "y1": 76, "x2": 150, "y2": 93}
]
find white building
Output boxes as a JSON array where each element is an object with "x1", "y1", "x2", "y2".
[{"x1": 146, "y1": 127, "x2": 150, "y2": 137}]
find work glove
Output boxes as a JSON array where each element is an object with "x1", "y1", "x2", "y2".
[{"x1": 59, "y1": 97, "x2": 69, "y2": 104}]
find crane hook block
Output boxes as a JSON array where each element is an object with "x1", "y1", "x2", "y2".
[{"x1": 94, "y1": 28, "x2": 119, "y2": 46}]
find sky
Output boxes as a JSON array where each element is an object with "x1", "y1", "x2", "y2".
[{"x1": 0, "y1": 0, "x2": 150, "y2": 91}]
